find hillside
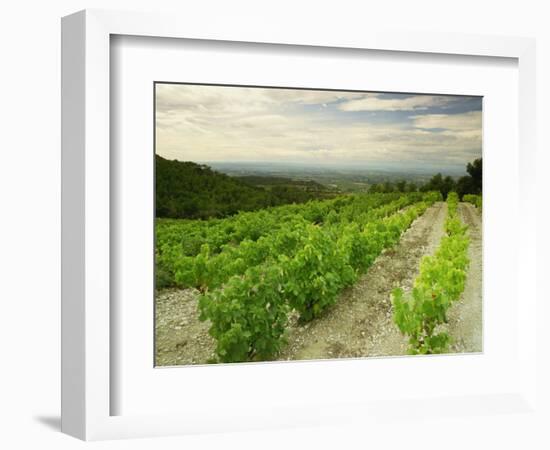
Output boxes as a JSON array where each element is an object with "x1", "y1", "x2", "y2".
[{"x1": 155, "y1": 156, "x2": 327, "y2": 219}]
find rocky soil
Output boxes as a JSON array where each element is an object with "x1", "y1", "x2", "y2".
[
  {"x1": 446, "y1": 203, "x2": 483, "y2": 353},
  {"x1": 155, "y1": 288, "x2": 216, "y2": 366}
]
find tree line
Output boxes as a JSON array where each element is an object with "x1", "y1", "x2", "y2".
[{"x1": 369, "y1": 158, "x2": 482, "y2": 200}]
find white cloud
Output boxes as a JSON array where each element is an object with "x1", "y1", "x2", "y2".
[
  {"x1": 410, "y1": 110, "x2": 482, "y2": 131},
  {"x1": 263, "y1": 89, "x2": 359, "y2": 105},
  {"x1": 338, "y1": 94, "x2": 455, "y2": 112},
  {"x1": 156, "y1": 84, "x2": 362, "y2": 117}
]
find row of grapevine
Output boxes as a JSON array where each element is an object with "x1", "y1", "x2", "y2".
[
  {"x1": 171, "y1": 194, "x2": 424, "y2": 291},
  {"x1": 463, "y1": 194, "x2": 482, "y2": 211},
  {"x1": 156, "y1": 192, "x2": 419, "y2": 288},
  {"x1": 157, "y1": 192, "x2": 403, "y2": 256},
  {"x1": 391, "y1": 192, "x2": 470, "y2": 354},
  {"x1": 198, "y1": 193, "x2": 441, "y2": 363}
]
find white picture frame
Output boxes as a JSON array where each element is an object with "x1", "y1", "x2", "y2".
[{"x1": 61, "y1": 9, "x2": 538, "y2": 441}]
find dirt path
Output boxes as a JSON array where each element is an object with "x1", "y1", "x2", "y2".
[
  {"x1": 279, "y1": 201, "x2": 448, "y2": 360},
  {"x1": 446, "y1": 203, "x2": 483, "y2": 353}
]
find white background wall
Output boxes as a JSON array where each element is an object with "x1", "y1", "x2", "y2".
[{"x1": 0, "y1": 1, "x2": 548, "y2": 449}]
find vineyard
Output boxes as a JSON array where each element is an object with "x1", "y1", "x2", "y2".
[{"x1": 155, "y1": 191, "x2": 482, "y2": 365}]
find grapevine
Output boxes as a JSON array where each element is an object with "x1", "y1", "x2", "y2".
[
  {"x1": 198, "y1": 193, "x2": 440, "y2": 362},
  {"x1": 391, "y1": 192, "x2": 470, "y2": 354}
]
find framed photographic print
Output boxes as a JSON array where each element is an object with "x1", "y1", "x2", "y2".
[
  {"x1": 61, "y1": 9, "x2": 538, "y2": 441},
  {"x1": 153, "y1": 82, "x2": 483, "y2": 366}
]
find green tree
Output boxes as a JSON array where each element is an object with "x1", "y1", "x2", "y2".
[
  {"x1": 456, "y1": 176, "x2": 475, "y2": 199},
  {"x1": 421, "y1": 173, "x2": 456, "y2": 200},
  {"x1": 421, "y1": 173, "x2": 443, "y2": 194},
  {"x1": 466, "y1": 158, "x2": 482, "y2": 194},
  {"x1": 406, "y1": 182, "x2": 418, "y2": 192},
  {"x1": 396, "y1": 180, "x2": 407, "y2": 192},
  {"x1": 441, "y1": 176, "x2": 457, "y2": 199},
  {"x1": 382, "y1": 181, "x2": 394, "y2": 193}
]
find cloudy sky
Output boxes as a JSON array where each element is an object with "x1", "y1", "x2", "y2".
[{"x1": 155, "y1": 83, "x2": 482, "y2": 173}]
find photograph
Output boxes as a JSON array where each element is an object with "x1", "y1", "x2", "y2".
[{"x1": 154, "y1": 83, "x2": 483, "y2": 366}]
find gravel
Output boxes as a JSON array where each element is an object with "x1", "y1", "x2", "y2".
[{"x1": 155, "y1": 288, "x2": 216, "y2": 366}]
